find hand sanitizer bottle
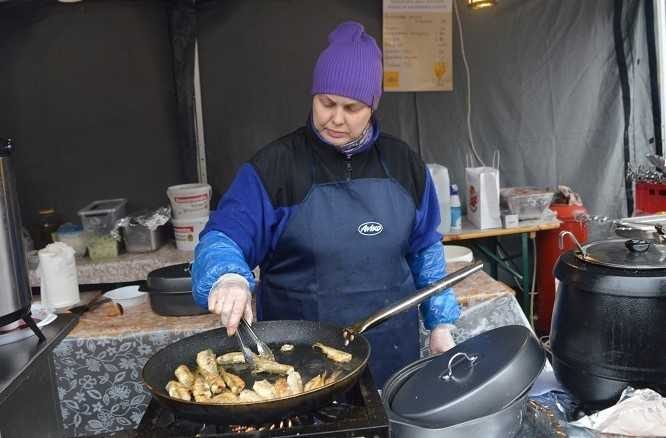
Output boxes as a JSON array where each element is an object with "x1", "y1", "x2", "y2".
[{"x1": 450, "y1": 184, "x2": 462, "y2": 232}]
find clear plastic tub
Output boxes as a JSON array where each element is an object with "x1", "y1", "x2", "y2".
[
  {"x1": 77, "y1": 198, "x2": 127, "y2": 235},
  {"x1": 86, "y1": 234, "x2": 119, "y2": 260},
  {"x1": 500, "y1": 187, "x2": 554, "y2": 220},
  {"x1": 55, "y1": 223, "x2": 87, "y2": 256}
]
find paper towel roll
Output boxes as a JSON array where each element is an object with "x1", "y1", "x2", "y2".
[{"x1": 38, "y1": 242, "x2": 80, "y2": 309}]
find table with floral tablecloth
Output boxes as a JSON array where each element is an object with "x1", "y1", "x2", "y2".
[
  {"x1": 53, "y1": 301, "x2": 219, "y2": 437},
  {"x1": 53, "y1": 262, "x2": 514, "y2": 437}
]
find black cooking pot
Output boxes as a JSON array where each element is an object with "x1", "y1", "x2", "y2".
[
  {"x1": 383, "y1": 325, "x2": 545, "y2": 438},
  {"x1": 141, "y1": 264, "x2": 207, "y2": 316},
  {"x1": 551, "y1": 238, "x2": 666, "y2": 408}
]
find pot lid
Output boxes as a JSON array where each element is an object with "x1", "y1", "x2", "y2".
[
  {"x1": 389, "y1": 325, "x2": 545, "y2": 428},
  {"x1": 144, "y1": 263, "x2": 192, "y2": 293},
  {"x1": 613, "y1": 215, "x2": 666, "y2": 243},
  {"x1": 577, "y1": 239, "x2": 666, "y2": 270}
]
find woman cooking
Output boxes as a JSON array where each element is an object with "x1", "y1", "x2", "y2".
[{"x1": 192, "y1": 21, "x2": 460, "y2": 387}]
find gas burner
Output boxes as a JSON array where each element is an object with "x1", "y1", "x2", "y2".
[{"x1": 136, "y1": 367, "x2": 389, "y2": 437}]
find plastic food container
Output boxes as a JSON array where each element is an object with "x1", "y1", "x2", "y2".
[
  {"x1": 103, "y1": 285, "x2": 146, "y2": 308},
  {"x1": 86, "y1": 234, "x2": 119, "y2": 260},
  {"x1": 171, "y1": 216, "x2": 208, "y2": 251},
  {"x1": 167, "y1": 184, "x2": 212, "y2": 219},
  {"x1": 444, "y1": 245, "x2": 473, "y2": 263},
  {"x1": 500, "y1": 187, "x2": 554, "y2": 220},
  {"x1": 55, "y1": 223, "x2": 87, "y2": 256},
  {"x1": 78, "y1": 198, "x2": 127, "y2": 235},
  {"x1": 123, "y1": 224, "x2": 165, "y2": 253}
]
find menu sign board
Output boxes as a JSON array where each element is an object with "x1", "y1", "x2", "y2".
[{"x1": 383, "y1": 0, "x2": 453, "y2": 91}]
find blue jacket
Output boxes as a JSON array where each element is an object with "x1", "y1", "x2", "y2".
[{"x1": 192, "y1": 122, "x2": 460, "y2": 330}]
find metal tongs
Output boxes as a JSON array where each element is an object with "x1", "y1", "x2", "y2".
[{"x1": 234, "y1": 318, "x2": 276, "y2": 365}]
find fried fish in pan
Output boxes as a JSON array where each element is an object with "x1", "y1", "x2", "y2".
[{"x1": 313, "y1": 342, "x2": 352, "y2": 363}]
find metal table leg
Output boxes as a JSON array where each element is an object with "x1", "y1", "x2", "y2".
[
  {"x1": 470, "y1": 233, "x2": 532, "y2": 317},
  {"x1": 490, "y1": 237, "x2": 499, "y2": 279},
  {"x1": 521, "y1": 232, "x2": 530, "y2": 313}
]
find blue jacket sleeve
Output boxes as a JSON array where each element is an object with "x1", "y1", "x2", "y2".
[
  {"x1": 191, "y1": 163, "x2": 277, "y2": 308},
  {"x1": 191, "y1": 230, "x2": 256, "y2": 308},
  {"x1": 408, "y1": 241, "x2": 461, "y2": 330},
  {"x1": 408, "y1": 168, "x2": 461, "y2": 329},
  {"x1": 201, "y1": 163, "x2": 277, "y2": 268}
]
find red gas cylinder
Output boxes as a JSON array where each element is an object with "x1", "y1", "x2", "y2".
[{"x1": 535, "y1": 203, "x2": 588, "y2": 334}]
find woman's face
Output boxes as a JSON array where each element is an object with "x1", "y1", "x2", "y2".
[{"x1": 312, "y1": 94, "x2": 372, "y2": 146}]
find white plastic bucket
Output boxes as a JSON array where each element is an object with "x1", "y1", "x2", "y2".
[
  {"x1": 167, "y1": 183, "x2": 212, "y2": 219},
  {"x1": 172, "y1": 216, "x2": 209, "y2": 251},
  {"x1": 444, "y1": 245, "x2": 474, "y2": 263}
]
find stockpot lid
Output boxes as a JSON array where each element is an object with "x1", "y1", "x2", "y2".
[
  {"x1": 576, "y1": 239, "x2": 666, "y2": 270},
  {"x1": 144, "y1": 263, "x2": 192, "y2": 293},
  {"x1": 389, "y1": 325, "x2": 545, "y2": 427}
]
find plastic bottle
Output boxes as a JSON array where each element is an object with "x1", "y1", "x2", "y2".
[
  {"x1": 450, "y1": 185, "x2": 462, "y2": 232},
  {"x1": 426, "y1": 163, "x2": 451, "y2": 233}
]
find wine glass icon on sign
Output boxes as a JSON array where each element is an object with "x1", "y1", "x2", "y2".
[{"x1": 434, "y1": 62, "x2": 446, "y2": 85}]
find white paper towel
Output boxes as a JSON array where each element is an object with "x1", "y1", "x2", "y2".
[{"x1": 38, "y1": 242, "x2": 80, "y2": 309}]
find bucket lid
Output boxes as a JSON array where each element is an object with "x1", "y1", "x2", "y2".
[
  {"x1": 167, "y1": 183, "x2": 211, "y2": 192},
  {"x1": 144, "y1": 263, "x2": 192, "y2": 293},
  {"x1": 389, "y1": 325, "x2": 545, "y2": 427}
]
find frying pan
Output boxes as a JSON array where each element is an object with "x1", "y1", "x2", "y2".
[{"x1": 142, "y1": 261, "x2": 483, "y2": 425}]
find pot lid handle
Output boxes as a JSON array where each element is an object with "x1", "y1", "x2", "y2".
[
  {"x1": 440, "y1": 352, "x2": 478, "y2": 382},
  {"x1": 624, "y1": 239, "x2": 651, "y2": 253},
  {"x1": 559, "y1": 231, "x2": 586, "y2": 257}
]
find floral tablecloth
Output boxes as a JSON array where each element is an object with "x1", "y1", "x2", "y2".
[
  {"x1": 53, "y1": 329, "x2": 203, "y2": 436},
  {"x1": 52, "y1": 264, "x2": 514, "y2": 436}
]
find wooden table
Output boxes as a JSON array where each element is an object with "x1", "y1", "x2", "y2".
[{"x1": 443, "y1": 217, "x2": 560, "y2": 315}]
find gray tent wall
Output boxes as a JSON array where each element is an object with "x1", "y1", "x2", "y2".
[
  {"x1": 0, "y1": 0, "x2": 655, "y2": 227},
  {"x1": 198, "y1": 0, "x2": 654, "y2": 218},
  {"x1": 0, "y1": 1, "x2": 183, "y2": 226}
]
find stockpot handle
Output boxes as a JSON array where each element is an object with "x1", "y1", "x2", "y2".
[{"x1": 559, "y1": 231, "x2": 586, "y2": 257}]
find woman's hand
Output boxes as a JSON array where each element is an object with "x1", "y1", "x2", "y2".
[
  {"x1": 429, "y1": 324, "x2": 456, "y2": 354},
  {"x1": 208, "y1": 273, "x2": 253, "y2": 336}
]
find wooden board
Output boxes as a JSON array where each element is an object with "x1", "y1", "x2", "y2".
[{"x1": 443, "y1": 217, "x2": 560, "y2": 242}]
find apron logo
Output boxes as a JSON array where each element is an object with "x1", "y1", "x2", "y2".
[{"x1": 358, "y1": 222, "x2": 383, "y2": 236}]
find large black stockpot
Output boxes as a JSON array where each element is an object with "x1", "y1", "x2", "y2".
[{"x1": 550, "y1": 239, "x2": 666, "y2": 408}]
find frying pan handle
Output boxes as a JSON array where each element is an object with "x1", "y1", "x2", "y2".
[{"x1": 344, "y1": 261, "x2": 483, "y2": 340}]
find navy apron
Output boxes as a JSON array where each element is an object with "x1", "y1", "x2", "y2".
[{"x1": 257, "y1": 148, "x2": 419, "y2": 387}]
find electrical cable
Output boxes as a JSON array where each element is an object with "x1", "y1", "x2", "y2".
[
  {"x1": 530, "y1": 237, "x2": 537, "y2": 328},
  {"x1": 453, "y1": 0, "x2": 486, "y2": 166}
]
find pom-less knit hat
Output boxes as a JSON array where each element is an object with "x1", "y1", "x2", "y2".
[{"x1": 311, "y1": 21, "x2": 383, "y2": 110}]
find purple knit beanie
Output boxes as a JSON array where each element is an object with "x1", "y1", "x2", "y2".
[{"x1": 311, "y1": 21, "x2": 383, "y2": 110}]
